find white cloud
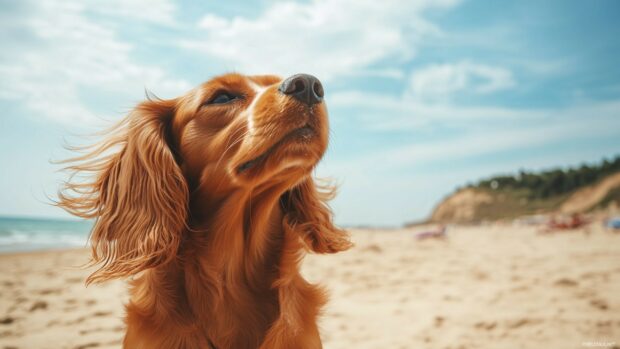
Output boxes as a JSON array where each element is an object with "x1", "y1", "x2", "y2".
[
  {"x1": 199, "y1": 14, "x2": 230, "y2": 30},
  {"x1": 326, "y1": 98, "x2": 620, "y2": 174},
  {"x1": 0, "y1": 0, "x2": 189, "y2": 124},
  {"x1": 339, "y1": 68, "x2": 406, "y2": 80},
  {"x1": 330, "y1": 90, "x2": 542, "y2": 130},
  {"x1": 383, "y1": 115, "x2": 618, "y2": 167},
  {"x1": 182, "y1": 0, "x2": 461, "y2": 80},
  {"x1": 407, "y1": 61, "x2": 515, "y2": 101},
  {"x1": 87, "y1": 0, "x2": 177, "y2": 25}
]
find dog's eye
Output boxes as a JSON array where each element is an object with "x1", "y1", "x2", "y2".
[{"x1": 208, "y1": 92, "x2": 238, "y2": 105}]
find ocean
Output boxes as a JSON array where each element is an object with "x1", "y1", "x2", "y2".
[{"x1": 0, "y1": 216, "x2": 92, "y2": 253}]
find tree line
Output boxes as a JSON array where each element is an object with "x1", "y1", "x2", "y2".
[{"x1": 471, "y1": 155, "x2": 620, "y2": 199}]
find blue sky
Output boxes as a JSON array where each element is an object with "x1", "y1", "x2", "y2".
[{"x1": 1, "y1": 0, "x2": 619, "y2": 226}]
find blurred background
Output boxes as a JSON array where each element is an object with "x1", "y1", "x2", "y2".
[{"x1": 0, "y1": 0, "x2": 619, "y2": 242}]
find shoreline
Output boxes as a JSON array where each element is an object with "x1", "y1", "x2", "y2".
[{"x1": 0, "y1": 246, "x2": 90, "y2": 258}]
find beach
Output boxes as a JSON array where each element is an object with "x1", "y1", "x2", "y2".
[{"x1": 1, "y1": 224, "x2": 619, "y2": 349}]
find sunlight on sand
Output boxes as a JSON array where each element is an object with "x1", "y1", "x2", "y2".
[{"x1": 1, "y1": 224, "x2": 619, "y2": 349}]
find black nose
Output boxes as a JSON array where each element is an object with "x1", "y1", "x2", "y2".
[{"x1": 278, "y1": 74, "x2": 324, "y2": 106}]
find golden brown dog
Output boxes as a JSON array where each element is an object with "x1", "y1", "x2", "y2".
[{"x1": 59, "y1": 73, "x2": 351, "y2": 348}]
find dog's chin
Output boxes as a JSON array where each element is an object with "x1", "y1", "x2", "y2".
[
  {"x1": 235, "y1": 127, "x2": 320, "y2": 173},
  {"x1": 237, "y1": 151, "x2": 320, "y2": 181},
  {"x1": 232, "y1": 158, "x2": 314, "y2": 190}
]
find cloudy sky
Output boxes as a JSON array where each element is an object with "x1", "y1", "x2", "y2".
[{"x1": 1, "y1": 0, "x2": 619, "y2": 226}]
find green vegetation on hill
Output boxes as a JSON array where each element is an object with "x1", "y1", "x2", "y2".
[
  {"x1": 430, "y1": 155, "x2": 620, "y2": 223},
  {"x1": 471, "y1": 156, "x2": 620, "y2": 199}
]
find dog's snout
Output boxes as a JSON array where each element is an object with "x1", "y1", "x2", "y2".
[{"x1": 278, "y1": 74, "x2": 324, "y2": 106}]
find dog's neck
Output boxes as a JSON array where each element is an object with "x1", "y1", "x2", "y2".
[
  {"x1": 175, "y1": 182, "x2": 295, "y2": 346},
  {"x1": 191, "y1": 184, "x2": 287, "y2": 272}
]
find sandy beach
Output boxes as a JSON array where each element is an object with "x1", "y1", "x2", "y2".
[{"x1": 1, "y1": 224, "x2": 619, "y2": 349}]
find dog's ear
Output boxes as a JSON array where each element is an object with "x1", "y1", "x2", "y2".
[
  {"x1": 58, "y1": 99, "x2": 188, "y2": 284},
  {"x1": 281, "y1": 178, "x2": 352, "y2": 253}
]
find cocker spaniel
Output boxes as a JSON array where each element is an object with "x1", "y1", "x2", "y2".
[{"x1": 59, "y1": 73, "x2": 352, "y2": 349}]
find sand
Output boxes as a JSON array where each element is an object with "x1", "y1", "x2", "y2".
[{"x1": 1, "y1": 224, "x2": 619, "y2": 349}]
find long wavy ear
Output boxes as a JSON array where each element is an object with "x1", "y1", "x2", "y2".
[
  {"x1": 281, "y1": 178, "x2": 352, "y2": 253},
  {"x1": 57, "y1": 99, "x2": 188, "y2": 284}
]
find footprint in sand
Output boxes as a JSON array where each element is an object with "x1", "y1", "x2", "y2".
[
  {"x1": 554, "y1": 278, "x2": 578, "y2": 287},
  {"x1": 590, "y1": 298, "x2": 609, "y2": 311},
  {"x1": 576, "y1": 289, "x2": 597, "y2": 299},
  {"x1": 505, "y1": 318, "x2": 542, "y2": 329},
  {"x1": 66, "y1": 311, "x2": 112, "y2": 325},
  {"x1": 29, "y1": 300, "x2": 48, "y2": 312},
  {"x1": 14, "y1": 297, "x2": 27, "y2": 304},
  {"x1": 39, "y1": 288, "x2": 62, "y2": 295},
  {"x1": 596, "y1": 320, "x2": 612, "y2": 328},
  {"x1": 0, "y1": 316, "x2": 15, "y2": 324},
  {"x1": 471, "y1": 269, "x2": 490, "y2": 281},
  {"x1": 361, "y1": 244, "x2": 382, "y2": 253},
  {"x1": 474, "y1": 321, "x2": 497, "y2": 330},
  {"x1": 80, "y1": 326, "x2": 124, "y2": 335}
]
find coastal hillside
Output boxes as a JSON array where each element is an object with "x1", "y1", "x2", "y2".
[{"x1": 430, "y1": 156, "x2": 620, "y2": 223}]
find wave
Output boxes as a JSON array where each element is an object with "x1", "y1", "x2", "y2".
[{"x1": 0, "y1": 217, "x2": 92, "y2": 253}]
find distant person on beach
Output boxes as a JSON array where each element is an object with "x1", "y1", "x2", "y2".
[
  {"x1": 415, "y1": 225, "x2": 447, "y2": 240},
  {"x1": 606, "y1": 217, "x2": 620, "y2": 231},
  {"x1": 542, "y1": 213, "x2": 587, "y2": 233}
]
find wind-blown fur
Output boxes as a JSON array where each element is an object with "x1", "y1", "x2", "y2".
[{"x1": 58, "y1": 73, "x2": 351, "y2": 348}]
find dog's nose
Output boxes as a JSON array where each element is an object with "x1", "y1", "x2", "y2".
[{"x1": 278, "y1": 74, "x2": 324, "y2": 106}]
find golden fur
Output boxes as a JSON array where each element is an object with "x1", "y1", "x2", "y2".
[{"x1": 58, "y1": 73, "x2": 351, "y2": 348}]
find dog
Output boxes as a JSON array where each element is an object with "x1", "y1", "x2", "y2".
[{"x1": 58, "y1": 73, "x2": 352, "y2": 348}]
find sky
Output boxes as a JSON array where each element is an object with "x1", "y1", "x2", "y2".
[{"x1": 1, "y1": 0, "x2": 619, "y2": 226}]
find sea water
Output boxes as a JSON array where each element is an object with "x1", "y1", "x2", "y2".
[{"x1": 0, "y1": 216, "x2": 92, "y2": 253}]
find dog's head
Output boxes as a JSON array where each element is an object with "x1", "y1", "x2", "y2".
[
  {"x1": 59, "y1": 73, "x2": 351, "y2": 283},
  {"x1": 173, "y1": 73, "x2": 329, "y2": 195}
]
